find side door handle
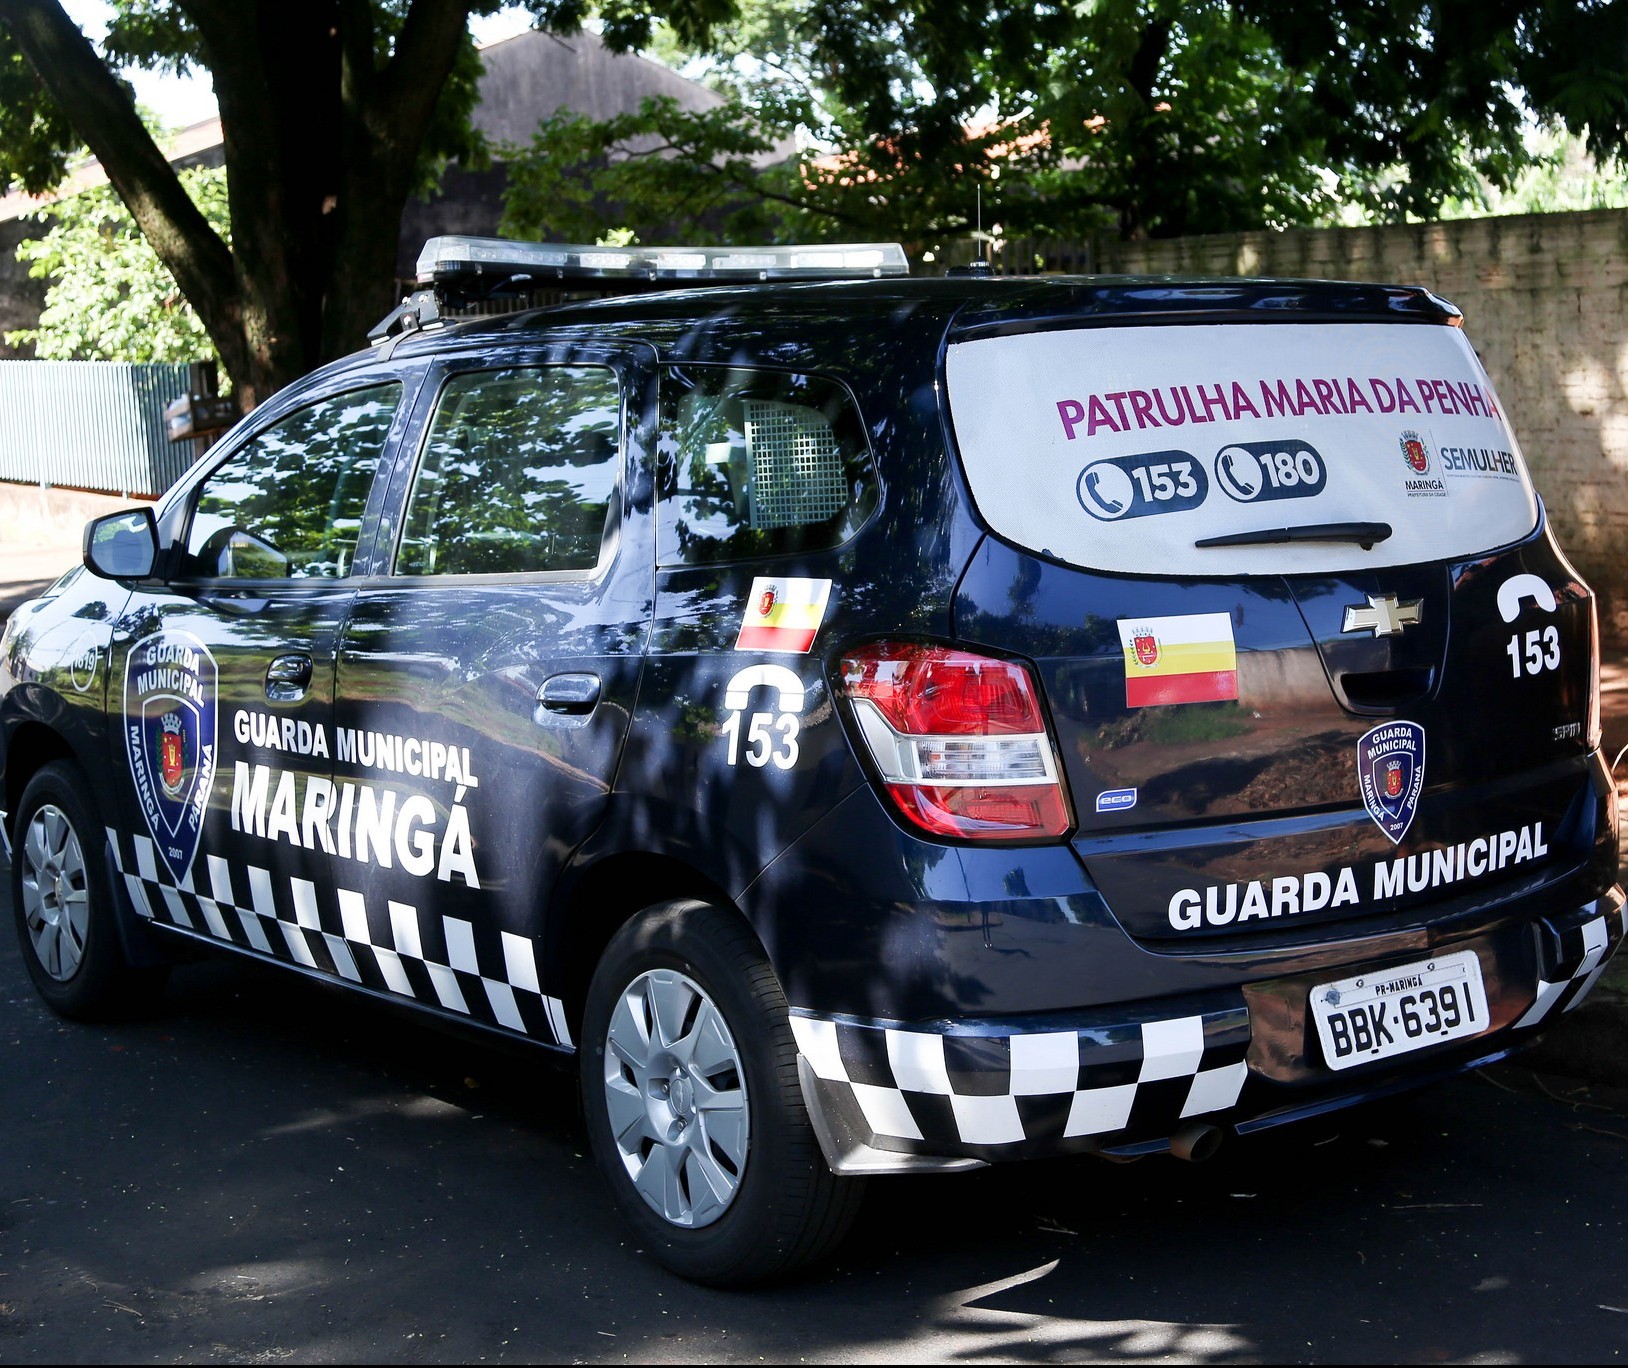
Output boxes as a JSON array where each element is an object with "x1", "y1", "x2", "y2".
[
  {"x1": 266, "y1": 653, "x2": 313, "y2": 702},
  {"x1": 536, "y1": 672, "x2": 601, "y2": 716}
]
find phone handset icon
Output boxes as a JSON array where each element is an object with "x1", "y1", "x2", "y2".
[
  {"x1": 1496, "y1": 573, "x2": 1557, "y2": 623},
  {"x1": 1085, "y1": 470, "x2": 1123, "y2": 514},
  {"x1": 1076, "y1": 461, "x2": 1133, "y2": 520}
]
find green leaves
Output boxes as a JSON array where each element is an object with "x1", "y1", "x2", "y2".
[
  {"x1": 520, "y1": 0, "x2": 734, "y2": 51},
  {"x1": 1234, "y1": 0, "x2": 1627, "y2": 220},
  {"x1": 511, "y1": 0, "x2": 1628, "y2": 252},
  {"x1": 7, "y1": 164, "x2": 229, "y2": 369},
  {"x1": 500, "y1": 94, "x2": 791, "y2": 244},
  {"x1": 0, "y1": 27, "x2": 78, "y2": 195},
  {"x1": 100, "y1": 1, "x2": 203, "y2": 75}
]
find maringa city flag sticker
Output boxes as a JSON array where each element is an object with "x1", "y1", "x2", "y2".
[
  {"x1": 1116, "y1": 612, "x2": 1239, "y2": 708},
  {"x1": 735, "y1": 577, "x2": 833, "y2": 653}
]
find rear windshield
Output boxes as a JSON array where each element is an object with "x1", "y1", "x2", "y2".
[{"x1": 945, "y1": 322, "x2": 1538, "y2": 576}]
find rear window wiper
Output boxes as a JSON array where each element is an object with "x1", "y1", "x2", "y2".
[{"x1": 1195, "y1": 521, "x2": 1393, "y2": 550}]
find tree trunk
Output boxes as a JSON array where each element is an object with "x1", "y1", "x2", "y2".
[
  {"x1": 1, "y1": 0, "x2": 474, "y2": 410},
  {"x1": 1115, "y1": 14, "x2": 1173, "y2": 243}
]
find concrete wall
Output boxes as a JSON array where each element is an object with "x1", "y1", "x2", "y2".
[
  {"x1": 1078, "y1": 211, "x2": 1628, "y2": 644},
  {"x1": 0, "y1": 481, "x2": 144, "y2": 548}
]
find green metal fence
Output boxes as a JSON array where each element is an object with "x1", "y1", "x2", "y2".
[{"x1": 0, "y1": 360, "x2": 196, "y2": 499}]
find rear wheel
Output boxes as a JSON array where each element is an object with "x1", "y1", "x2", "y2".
[
  {"x1": 580, "y1": 900, "x2": 864, "y2": 1285},
  {"x1": 11, "y1": 761, "x2": 167, "y2": 1019}
]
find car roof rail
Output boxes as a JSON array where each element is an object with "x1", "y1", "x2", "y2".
[{"x1": 367, "y1": 236, "x2": 912, "y2": 347}]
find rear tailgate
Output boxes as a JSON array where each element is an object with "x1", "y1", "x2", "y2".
[{"x1": 945, "y1": 312, "x2": 1600, "y2": 944}]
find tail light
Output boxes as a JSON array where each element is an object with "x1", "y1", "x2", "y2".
[
  {"x1": 1589, "y1": 596, "x2": 1602, "y2": 751},
  {"x1": 837, "y1": 640, "x2": 1073, "y2": 841}
]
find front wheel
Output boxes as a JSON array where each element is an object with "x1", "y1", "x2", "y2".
[
  {"x1": 580, "y1": 900, "x2": 864, "y2": 1285},
  {"x1": 10, "y1": 760, "x2": 168, "y2": 1019}
]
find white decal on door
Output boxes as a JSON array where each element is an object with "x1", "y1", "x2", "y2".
[{"x1": 721, "y1": 663, "x2": 805, "y2": 769}]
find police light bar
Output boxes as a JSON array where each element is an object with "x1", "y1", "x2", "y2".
[{"x1": 415, "y1": 235, "x2": 911, "y2": 286}]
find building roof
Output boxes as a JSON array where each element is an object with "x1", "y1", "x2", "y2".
[
  {"x1": 471, "y1": 28, "x2": 722, "y2": 147},
  {"x1": 0, "y1": 116, "x2": 222, "y2": 224}
]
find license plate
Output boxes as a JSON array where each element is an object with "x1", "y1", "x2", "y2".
[{"x1": 1310, "y1": 950, "x2": 1489, "y2": 1071}]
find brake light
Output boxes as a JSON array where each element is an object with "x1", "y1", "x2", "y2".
[{"x1": 838, "y1": 641, "x2": 1073, "y2": 841}]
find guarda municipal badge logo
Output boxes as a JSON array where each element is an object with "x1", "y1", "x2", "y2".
[
  {"x1": 124, "y1": 631, "x2": 217, "y2": 881},
  {"x1": 1357, "y1": 721, "x2": 1426, "y2": 844}
]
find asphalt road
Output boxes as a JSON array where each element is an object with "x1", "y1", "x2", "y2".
[{"x1": 2, "y1": 879, "x2": 1627, "y2": 1365}]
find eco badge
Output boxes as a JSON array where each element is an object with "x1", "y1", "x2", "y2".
[
  {"x1": 1356, "y1": 720, "x2": 1425, "y2": 844},
  {"x1": 124, "y1": 630, "x2": 218, "y2": 881}
]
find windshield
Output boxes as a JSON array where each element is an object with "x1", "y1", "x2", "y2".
[{"x1": 945, "y1": 321, "x2": 1539, "y2": 576}]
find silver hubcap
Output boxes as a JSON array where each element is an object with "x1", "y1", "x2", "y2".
[
  {"x1": 602, "y1": 968, "x2": 750, "y2": 1228},
  {"x1": 20, "y1": 803, "x2": 90, "y2": 982}
]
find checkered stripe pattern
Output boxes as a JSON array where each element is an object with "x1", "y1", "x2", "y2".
[
  {"x1": 107, "y1": 828, "x2": 572, "y2": 1048},
  {"x1": 792, "y1": 1007, "x2": 1250, "y2": 1156},
  {"x1": 1514, "y1": 902, "x2": 1626, "y2": 1030}
]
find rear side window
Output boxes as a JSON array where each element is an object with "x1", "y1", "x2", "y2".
[
  {"x1": 946, "y1": 322, "x2": 1540, "y2": 576},
  {"x1": 184, "y1": 383, "x2": 399, "y2": 579},
  {"x1": 657, "y1": 366, "x2": 878, "y2": 565},
  {"x1": 396, "y1": 365, "x2": 621, "y2": 576}
]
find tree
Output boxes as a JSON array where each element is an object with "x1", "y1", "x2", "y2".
[
  {"x1": 1235, "y1": 0, "x2": 1628, "y2": 221},
  {"x1": 7, "y1": 163, "x2": 228, "y2": 365},
  {"x1": 1438, "y1": 127, "x2": 1628, "y2": 218},
  {"x1": 501, "y1": 0, "x2": 1628, "y2": 253},
  {"x1": 0, "y1": 0, "x2": 728, "y2": 410}
]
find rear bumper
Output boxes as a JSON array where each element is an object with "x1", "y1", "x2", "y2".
[{"x1": 793, "y1": 885, "x2": 1625, "y2": 1174}]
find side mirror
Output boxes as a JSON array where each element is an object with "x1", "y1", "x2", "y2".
[
  {"x1": 196, "y1": 525, "x2": 290, "y2": 579},
  {"x1": 83, "y1": 507, "x2": 159, "y2": 580}
]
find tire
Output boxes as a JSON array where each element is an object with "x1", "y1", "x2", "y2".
[
  {"x1": 10, "y1": 760, "x2": 168, "y2": 1019},
  {"x1": 580, "y1": 899, "x2": 865, "y2": 1286}
]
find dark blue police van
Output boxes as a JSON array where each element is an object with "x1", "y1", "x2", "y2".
[{"x1": 3, "y1": 238, "x2": 1621, "y2": 1284}]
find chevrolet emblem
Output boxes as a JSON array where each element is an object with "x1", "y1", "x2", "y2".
[{"x1": 1342, "y1": 594, "x2": 1423, "y2": 637}]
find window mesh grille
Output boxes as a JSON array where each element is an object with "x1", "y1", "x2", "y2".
[{"x1": 743, "y1": 399, "x2": 847, "y2": 530}]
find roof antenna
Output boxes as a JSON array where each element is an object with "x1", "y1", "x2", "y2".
[{"x1": 948, "y1": 178, "x2": 995, "y2": 278}]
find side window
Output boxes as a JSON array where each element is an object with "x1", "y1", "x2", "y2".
[
  {"x1": 396, "y1": 366, "x2": 621, "y2": 576},
  {"x1": 657, "y1": 366, "x2": 879, "y2": 566},
  {"x1": 184, "y1": 383, "x2": 400, "y2": 579}
]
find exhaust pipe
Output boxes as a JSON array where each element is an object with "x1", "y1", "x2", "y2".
[{"x1": 1168, "y1": 1121, "x2": 1225, "y2": 1163}]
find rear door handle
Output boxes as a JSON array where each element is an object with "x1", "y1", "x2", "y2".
[
  {"x1": 536, "y1": 672, "x2": 601, "y2": 716},
  {"x1": 266, "y1": 653, "x2": 313, "y2": 702}
]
